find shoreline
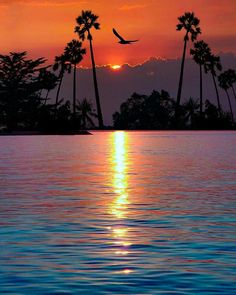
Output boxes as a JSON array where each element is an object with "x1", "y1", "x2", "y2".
[
  {"x1": 1, "y1": 129, "x2": 236, "y2": 136},
  {"x1": 0, "y1": 130, "x2": 92, "y2": 136}
]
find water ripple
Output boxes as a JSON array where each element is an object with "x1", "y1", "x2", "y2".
[{"x1": 0, "y1": 131, "x2": 236, "y2": 294}]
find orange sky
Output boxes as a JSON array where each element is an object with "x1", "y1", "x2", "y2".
[{"x1": 1, "y1": 0, "x2": 236, "y2": 66}]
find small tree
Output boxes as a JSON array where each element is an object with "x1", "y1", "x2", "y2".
[
  {"x1": 77, "y1": 98, "x2": 97, "y2": 129},
  {"x1": 183, "y1": 97, "x2": 200, "y2": 128}
]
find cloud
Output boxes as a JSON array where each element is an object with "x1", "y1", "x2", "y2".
[{"x1": 119, "y1": 4, "x2": 146, "y2": 10}]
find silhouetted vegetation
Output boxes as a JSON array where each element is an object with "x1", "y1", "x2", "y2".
[
  {"x1": 0, "y1": 52, "x2": 51, "y2": 131},
  {"x1": 64, "y1": 40, "x2": 86, "y2": 119},
  {"x1": 176, "y1": 12, "x2": 201, "y2": 115},
  {"x1": 225, "y1": 69, "x2": 236, "y2": 100},
  {"x1": 77, "y1": 98, "x2": 97, "y2": 129},
  {"x1": 204, "y1": 53, "x2": 222, "y2": 113},
  {"x1": 0, "y1": 10, "x2": 235, "y2": 133},
  {"x1": 190, "y1": 40, "x2": 211, "y2": 118},
  {"x1": 0, "y1": 52, "x2": 95, "y2": 133},
  {"x1": 75, "y1": 10, "x2": 104, "y2": 129},
  {"x1": 218, "y1": 70, "x2": 234, "y2": 121},
  {"x1": 113, "y1": 91, "x2": 234, "y2": 130},
  {"x1": 53, "y1": 53, "x2": 72, "y2": 112}
]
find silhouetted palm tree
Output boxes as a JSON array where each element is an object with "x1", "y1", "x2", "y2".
[
  {"x1": 183, "y1": 97, "x2": 200, "y2": 127},
  {"x1": 75, "y1": 10, "x2": 104, "y2": 128},
  {"x1": 77, "y1": 98, "x2": 97, "y2": 129},
  {"x1": 204, "y1": 53, "x2": 222, "y2": 112},
  {"x1": 218, "y1": 71, "x2": 234, "y2": 121},
  {"x1": 176, "y1": 12, "x2": 201, "y2": 113},
  {"x1": 53, "y1": 53, "x2": 72, "y2": 109},
  {"x1": 64, "y1": 40, "x2": 86, "y2": 118},
  {"x1": 39, "y1": 68, "x2": 58, "y2": 105},
  {"x1": 223, "y1": 69, "x2": 236, "y2": 101},
  {"x1": 190, "y1": 40, "x2": 211, "y2": 117}
]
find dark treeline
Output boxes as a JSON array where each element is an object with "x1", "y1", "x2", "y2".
[
  {"x1": 0, "y1": 52, "x2": 96, "y2": 133},
  {"x1": 113, "y1": 91, "x2": 233, "y2": 130},
  {"x1": 0, "y1": 11, "x2": 236, "y2": 133}
]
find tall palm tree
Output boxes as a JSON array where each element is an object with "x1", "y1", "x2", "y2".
[
  {"x1": 64, "y1": 40, "x2": 86, "y2": 118},
  {"x1": 218, "y1": 71, "x2": 234, "y2": 121},
  {"x1": 204, "y1": 53, "x2": 222, "y2": 113},
  {"x1": 190, "y1": 40, "x2": 211, "y2": 117},
  {"x1": 176, "y1": 12, "x2": 201, "y2": 114},
  {"x1": 75, "y1": 10, "x2": 104, "y2": 129},
  {"x1": 77, "y1": 98, "x2": 97, "y2": 129},
  {"x1": 53, "y1": 53, "x2": 72, "y2": 110}
]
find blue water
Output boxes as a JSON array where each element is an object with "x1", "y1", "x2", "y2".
[{"x1": 0, "y1": 131, "x2": 236, "y2": 294}]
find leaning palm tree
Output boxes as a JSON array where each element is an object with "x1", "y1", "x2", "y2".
[
  {"x1": 176, "y1": 12, "x2": 201, "y2": 114},
  {"x1": 64, "y1": 40, "x2": 86, "y2": 118},
  {"x1": 38, "y1": 68, "x2": 58, "y2": 105},
  {"x1": 218, "y1": 71, "x2": 234, "y2": 122},
  {"x1": 223, "y1": 69, "x2": 236, "y2": 101},
  {"x1": 190, "y1": 40, "x2": 211, "y2": 117},
  {"x1": 75, "y1": 10, "x2": 104, "y2": 129},
  {"x1": 77, "y1": 98, "x2": 97, "y2": 129},
  {"x1": 53, "y1": 53, "x2": 72, "y2": 110},
  {"x1": 204, "y1": 53, "x2": 222, "y2": 113}
]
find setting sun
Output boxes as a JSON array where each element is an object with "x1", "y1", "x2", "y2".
[{"x1": 111, "y1": 65, "x2": 121, "y2": 70}]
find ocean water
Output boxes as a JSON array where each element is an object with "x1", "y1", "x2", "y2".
[{"x1": 0, "y1": 131, "x2": 236, "y2": 294}]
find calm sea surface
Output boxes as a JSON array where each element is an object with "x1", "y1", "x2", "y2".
[{"x1": 0, "y1": 131, "x2": 236, "y2": 294}]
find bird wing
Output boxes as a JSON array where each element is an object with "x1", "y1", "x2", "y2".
[
  {"x1": 113, "y1": 28, "x2": 125, "y2": 41},
  {"x1": 128, "y1": 40, "x2": 139, "y2": 43}
]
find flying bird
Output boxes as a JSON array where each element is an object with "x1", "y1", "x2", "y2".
[{"x1": 112, "y1": 28, "x2": 138, "y2": 45}]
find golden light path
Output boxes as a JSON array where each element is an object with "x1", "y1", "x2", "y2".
[
  {"x1": 108, "y1": 131, "x2": 133, "y2": 274},
  {"x1": 110, "y1": 131, "x2": 129, "y2": 219}
]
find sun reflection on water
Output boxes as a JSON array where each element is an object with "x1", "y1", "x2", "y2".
[
  {"x1": 110, "y1": 131, "x2": 129, "y2": 220},
  {"x1": 108, "y1": 131, "x2": 132, "y2": 265}
]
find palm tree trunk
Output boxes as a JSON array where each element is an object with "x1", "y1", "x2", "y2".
[
  {"x1": 176, "y1": 37, "x2": 188, "y2": 110},
  {"x1": 83, "y1": 114, "x2": 86, "y2": 130},
  {"x1": 55, "y1": 71, "x2": 64, "y2": 109},
  {"x1": 225, "y1": 89, "x2": 234, "y2": 121},
  {"x1": 89, "y1": 38, "x2": 104, "y2": 129},
  {"x1": 231, "y1": 85, "x2": 236, "y2": 101},
  {"x1": 200, "y1": 64, "x2": 203, "y2": 117},
  {"x1": 73, "y1": 64, "x2": 76, "y2": 118},
  {"x1": 44, "y1": 90, "x2": 49, "y2": 105},
  {"x1": 212, "y1": 73, "x2": 221, "y2": 113},
  {"x1": 39, "y1": 89, "x2": 43, "y2": 100}
]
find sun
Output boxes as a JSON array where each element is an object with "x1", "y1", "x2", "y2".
[{"x1": 111, "y1": 64, "x2": 121, "y2": 70}]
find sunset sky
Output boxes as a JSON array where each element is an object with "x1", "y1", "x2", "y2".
[{"x1": 1, "y1": 0, "x2": 236, "y2": 66}]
